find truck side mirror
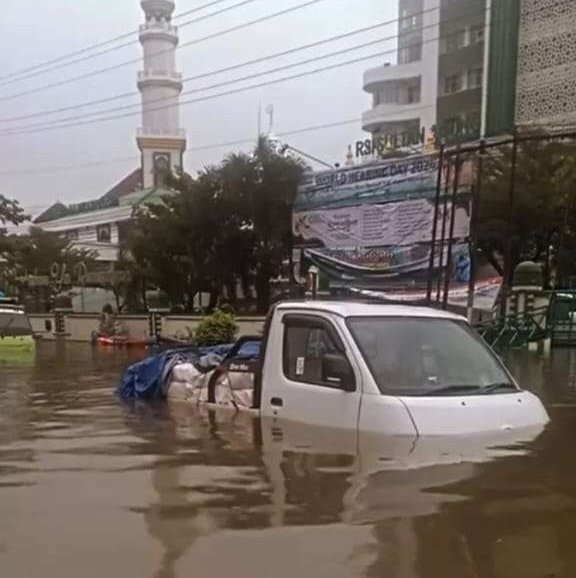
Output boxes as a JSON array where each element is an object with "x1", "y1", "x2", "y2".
[{"x1": 322, "y1": 353, "x2": 356, "y2": 392}]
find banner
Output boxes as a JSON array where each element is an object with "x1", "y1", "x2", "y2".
[
  {"x1": 296, "y1": 154, "x2": 475, "y2": 211},
  {"x1": 296, "y1": 156, "x2": 439, "y2": 211},
  {"x1": 347, "y1": 278, "x2": 503, "y2": 313},
  {"x1": 293, "y1": 152, "x2": 478, "y2": 303},
  {"x1": 305, "y1": 243, "x2": 471, "y2": 279},
  {"x1": 294, "y1": 198, "x2": 469, "y2": 249}
]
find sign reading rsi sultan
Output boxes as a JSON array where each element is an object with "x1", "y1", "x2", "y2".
[{"x1": 354, "y1": 128, "x2": 427, "y2": 158}]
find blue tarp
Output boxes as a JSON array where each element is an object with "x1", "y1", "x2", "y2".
[
  {"x1": 117, "y1": 349, "x2": 195, "y2": 400},
  {"x1": 117, "y1": 341, "x2": 261, "y2": 400}
]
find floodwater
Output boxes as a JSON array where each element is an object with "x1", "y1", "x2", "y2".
[{"x1": 2, "y1": 345, "x2": 576, "y2": 578}]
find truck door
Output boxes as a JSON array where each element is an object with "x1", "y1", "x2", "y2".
[{"x1": 261, "y1": 312, "x2": 362, "y2": 430}]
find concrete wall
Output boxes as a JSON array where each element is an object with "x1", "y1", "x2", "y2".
[{"x1": 29, "y1": 313, "x2": 265, "y2": 342}]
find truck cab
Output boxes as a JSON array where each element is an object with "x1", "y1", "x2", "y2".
[{"x1": 257, "y1": 302, "x2": 549, "y2": 436}]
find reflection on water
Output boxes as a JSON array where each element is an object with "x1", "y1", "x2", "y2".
[{"x1": 2, "y1": 343, "x2": 576, "y2": 577}]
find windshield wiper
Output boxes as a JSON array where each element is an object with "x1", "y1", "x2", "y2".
[
  {"x1": 424, "y1": 383, "x2": 517, "y2": 396},
  {"x1": 423, "y1": 385, "x2": 484, "y2": 396},
  {"x1": 477, "y1": 382, "x2": 518, "y2": 394}
]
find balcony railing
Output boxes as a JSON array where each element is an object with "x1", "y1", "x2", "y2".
[
  {"x1": 364, "y1": 60, "x2": 424, "y2": 92},
  {"x1": 362, "y1": 104, "x2": 423, "y2": 132},
  {"x1": 137, "y1": 128, "x2": 186, "y2": 138},
  {"x1": 139, "y1": 24, "x2": 178, "y2": 36},
  {"x1": 138, "y1": 70, "x2": 182, "y2": 82}
]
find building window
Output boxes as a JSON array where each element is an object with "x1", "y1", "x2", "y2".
[
  {"x1": 442, "y1": 116, "x2": 464, "y2": 138},
  {"x1": 470, "y1": 24, "x2": 485, "y2": 44},
  {"x1": 399, "y1": 43, "x2": 422, "y2": 64},
  {"x1": 444, "y1": 73, "x2": 462, "y2": 94},
  {"x1": 117, "y1": 221, "x2": 131, "y2": 244},
  {"x1": 400, "y1": 13, "x2": 420, "y2": 31},
  {"x1": 465, "y1": 111, "x2": 481, "y2": 133},
  {"x1": 467, "y1": 67, "x2": 484, "y2": 89},
  {"x1": 96, "y1": 224, "x2": 112, "y2": 243},
  {"x1": 438, "y1": 112, "x2": 481, "y2": 142},
  {"x1": 444, "y1": 30, "x2": 466, "y2": 53},
  {"x1": 282, "y1": 315, "x2": 355, "y2": 390},
  {"x1": 406, "y1": 83, "x2": 421, "y2": 104},
  {"x1": 375, "y1": 85, "x2": 399, "y2": 106},
  {"x1": 65, "y1": 230, "x2": 79, "y2": 241}
]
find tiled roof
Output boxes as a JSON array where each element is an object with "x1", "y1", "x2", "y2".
[
  {"x1": 99, "y1": 168, "x2": 142, "y2": 202},
  {"x1": 34, "y1": 202, "x2": 69, "y2": 224},
  {"x1": 34, "y1": 168, "x2": 142, "y2": 224}
]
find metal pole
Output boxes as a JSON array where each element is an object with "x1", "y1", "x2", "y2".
[
  {"x1": 466, "y1": 141, "x2": 485, "y2": 321},
  {"x1": 443, "y1": 146, "x2": 462, "y2": 310},
  {"x1": 480, "y1": 0, "x2": 493, "y2": 138},
  {"x1": 436, "y1": 157, "x2": 452, "y2": 302},
  {"x1": 502, "y1": 132, "x2": 519, "y2": 317},
  {"x1": 426, "y1": 145, "x2": 445, "y2": 304}
]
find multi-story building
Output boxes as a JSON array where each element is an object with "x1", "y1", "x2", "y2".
[
  {"x1": 362, "y1": 0, "x2": 441, "y2": 148},
  {"x1": 436, "y1": 0, "x2": 487, "y2": 142},
  {"x1": 362, "y1": 0, "x2": 488, "y2": 148},
  {"x1": 363, "y1": 0, "x2": 576, "y2": 147},
  {"x1": 36, "y1": 0, "x2": 186, "y2": 265},
  {"x1": 34, "y1": 171, "x2": 172, "y2": 264}
]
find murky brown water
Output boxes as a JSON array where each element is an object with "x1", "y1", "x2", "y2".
[{"x1": 2, "y1": 343, "x2": 576, "y2": 578}]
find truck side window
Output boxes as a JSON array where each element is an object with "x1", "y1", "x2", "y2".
[{"x1": 283, "y1": 317, "x2": 350, "y2": 388}]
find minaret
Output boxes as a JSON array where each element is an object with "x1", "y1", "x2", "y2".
[{"x1": 137, "y1": 0, "x2": 186, "y2": 189}]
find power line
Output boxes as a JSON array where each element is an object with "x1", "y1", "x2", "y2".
[
  {"x1": 2, "y1": 0, "x2": 530, "y2": 133},
  {"x1": 3, "y1": 38, "x2": 391, "y2": 132},
  {"x1": 0, "y1": 0, "x2": 264, "y2": 90},
  {"x1": 0, "y1": 2, "x2": 491, "y2": 134},
  {"x1": 0, "y1": 0, "x2": 552, "y2": 106},
  {"x1": 0, "y1": 18, "x2": 400, "y2": 124},
  {"x1": 0, "y1": 156, "x2": 139, "y2": 177},
  {"x1": 0, "y1": 48, "x2": 404, "y2": 136},
  {"x1": 0, "y1": 0, "x2": 240, "y2": 84},
  {"x1": 0, "y1": 0, "x2": 331, "y2": 102},
  {"x1": 0, "y1": 117, "x2": 362, "y2": 176}
]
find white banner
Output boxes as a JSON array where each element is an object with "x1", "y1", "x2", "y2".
[{"x1": 293, "y1": 198, "x2": 469, "y2": 248}]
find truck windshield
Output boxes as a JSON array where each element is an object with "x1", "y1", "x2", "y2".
[
  {"x1": 347, "y1": 317, "x2": 516, "y2": 397},
  {"x1": 0, "y1": 310, "x2": 33, "y2": 336}
]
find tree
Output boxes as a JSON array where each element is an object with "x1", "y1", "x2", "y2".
[
  {"x1": 220, "y1": 137, "x2": 305, "y2": 311},
  {"x1": 129, "y1": 137, "x2": 305, "y2": 313},
  {"x1": 0, "y1": 194, "x2": 27, "y2": 255},
  {"x1": 1, "y1": 227, "x2": 96, "y2": 309},
  {"x1": 0, "y1": 194, "x2": 26, "y2": 232},
  {"x1": 478, "y1": 139, "x2": 576, "y2": 287}
]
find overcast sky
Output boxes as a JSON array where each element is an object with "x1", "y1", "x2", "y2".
[{"x1": 0, "y1": 0, "x2": 396, "y2": 214}]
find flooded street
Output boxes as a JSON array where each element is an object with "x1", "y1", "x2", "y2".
[{"x1": 2, "y1": 344, "x2": 576, "y2": 578}]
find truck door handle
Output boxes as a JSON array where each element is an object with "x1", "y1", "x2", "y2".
[{"x1": 270, "y1": 397, "x2": 284, "y2": 407}]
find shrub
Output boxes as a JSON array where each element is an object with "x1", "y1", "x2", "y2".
[{"x1": 194, "y1": 309, "x2": 238, "y2": 347}]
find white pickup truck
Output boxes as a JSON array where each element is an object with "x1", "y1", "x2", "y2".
[{"x1": 165, "y1": 301, "x2": 549, "y2": 437}]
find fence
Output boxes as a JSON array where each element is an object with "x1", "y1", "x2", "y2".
[
  {"x1": 30, "y1": 313, "x2": 265, "y2": 343},
  {"x1": 422, "y1": 127, "x2": 576, "y2": 319}
]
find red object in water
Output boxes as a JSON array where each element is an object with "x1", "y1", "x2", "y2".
[{"x1": 95, "y1": 336, "x2": 149, "y2": 348}]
